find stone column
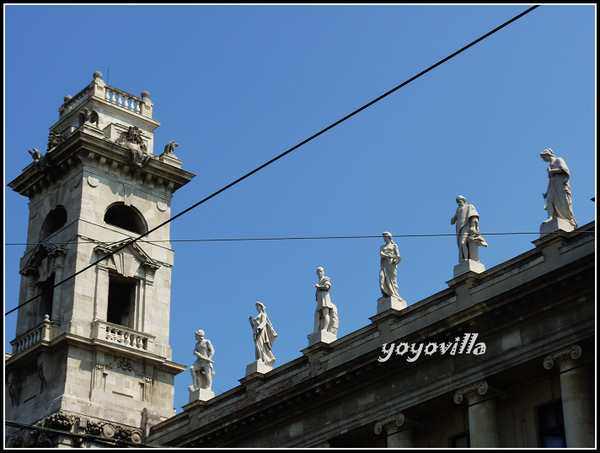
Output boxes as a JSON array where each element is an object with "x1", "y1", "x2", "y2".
[
  {"x1": 49, "y1": 249, "x2": 65, "y2": 323},
  {"x1": 454, "y1": 380, "x2": 499, "y2": 447},
  {"x1": 543, "y1": 345, "x2": 594, "y2": 447},
  {"x1": 20, "y1": 269, "x2": 38, "y2": 333},
  {"x1": 93, "y1": 262, "x2": 110, "y2": 321},
  {"x1": 374, "y1": 413, "x2": 413, "y2": 447}
]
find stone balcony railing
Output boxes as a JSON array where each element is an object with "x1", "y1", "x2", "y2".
[
  {"x1": 92, "y1": 319, "x2": 156, "y2": 354},
  {"x1": 104, "y1": 85, "x2": 143, "y2": 114},
  {"x1": 10, "y1": 315, "x2": 59, "y2": 355},
  {"x1": 58, "y1": 71, "x2": 153, "y2": 119}
]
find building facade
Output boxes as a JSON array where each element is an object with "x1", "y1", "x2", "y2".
[
  {"x1": 146, "y1": 221, "x2": 595, "y2": 448},
  {"x1": 5, "y1": 72, "x2": 195, "y2": 448}
]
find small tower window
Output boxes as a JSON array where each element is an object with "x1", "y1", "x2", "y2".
[
  {"x1": 107, "y1": 275, "x2": 137, "y2": 328},
  {"x1": 104, "y1": 203, "x2": 146, "y2": 234},
  {"x1": 39, "y1": 206, "x2": 67, "y2": 241},
  {"x1": 38, "y1": 273, "x2": 55, "y2": 320}
]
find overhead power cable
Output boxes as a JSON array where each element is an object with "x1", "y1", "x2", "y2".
[
  {"x1": 8, "y1": 229, "x2": 595, "y2": 248},
  {"x1": 4, "y1": 5, "x2": 540, "y2": 317}
]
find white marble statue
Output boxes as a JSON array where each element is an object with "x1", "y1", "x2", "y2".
[
  {"x1": 540, "y1": 148, "x2": 577, "y2": 228},
  {"x1": 249, "y1": 302, "x2": 277, "y2": 367},
  {"x1": 189, "y1": 330, "x2": 215, "y2": 392},
  {"x1": 379, "y1": 232, "x2": 402, "y2": 299},
  {"x1": 450, "y1": 196, "x2": 488, "y2": 263},
  {"x1": 314, "y1": 267, "x2": 339, "y2": 335}
]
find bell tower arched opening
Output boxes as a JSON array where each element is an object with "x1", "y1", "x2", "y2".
[{"x1": 104, "y1": 203, "x2": 147, "y2": 234}]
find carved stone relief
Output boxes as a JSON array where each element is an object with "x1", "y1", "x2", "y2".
[
  {"x1": 35, "y1": 410, "x2": 144, "y2": 445},
  {"x1": 115, "y1": 126, "x2": 152, "y2": 168},
  {"x1": 47, "y1": 131, "x2": 65, "y2": 151},
  {"x1": 78, "y1": 107, "x2": 100, "y2": 128}
]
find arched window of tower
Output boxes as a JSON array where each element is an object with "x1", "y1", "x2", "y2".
[
  {"x1": 39, "y1": 206, "x2": 67, "y2": 242},
  {"x1": 104, "y1": 203, "x2": 147, "y2": 235}
]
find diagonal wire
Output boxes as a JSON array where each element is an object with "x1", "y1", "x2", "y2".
[{"x1": 4, "y1": 5, "x2": 540, "y2": 317}]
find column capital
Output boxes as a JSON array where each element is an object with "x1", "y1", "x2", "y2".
[
  {"x1": 543, "y1": 344, "x2": 582, "y2": 371},
  {"x1": 374, "y1": 413, "x2": 406, "y2": 435},
  {"x1": 454, "y1": 380, "x2": 491, "y2": 405}
]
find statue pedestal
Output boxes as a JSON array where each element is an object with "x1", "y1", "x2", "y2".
[
  {"x1": 245, "y1": 360, "x2": 273, "y2": 376},
  {"x1": 307, "y1": 330, "x2": 337, "y2": 347},
  {"x1": 377, "y1": 296, "x2": 407, "y2": 314},
  {"x1": 453, "y1": 260, "x2": 485, "y2": 278},
  {"x1": 540, "y1": 217, "x2": 576, "y2": 236},
  {"x1": 188, "y1": 387, "x2": 214, "y2": 403}
]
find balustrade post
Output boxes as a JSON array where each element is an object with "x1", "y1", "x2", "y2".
[
  {"x1": 91, "y1": 71, "x2": 106, "y2": 100},
  {"x1": 140, "y1": 91, "x2": 153, "y2": 118}
]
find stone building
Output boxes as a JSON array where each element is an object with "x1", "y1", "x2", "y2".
[
  {"x1": 5, "y1": 72, "x2": 195, "y2": 447},
  {"x1": 4, "y1": 74, "x2": 595, "y2": 448},
  {"x1": 146, "y1": 221, "x2": 595, "y2": 448}
]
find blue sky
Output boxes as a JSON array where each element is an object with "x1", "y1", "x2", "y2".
[{"x1": 4, "y1": 4, "x2": 596, "y2": 414}]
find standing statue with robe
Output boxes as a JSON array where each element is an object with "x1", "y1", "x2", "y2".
[
  {"x1": 189, "y1": 330, "x2": 215, "y2": 392},
  {"x1": 379, "y1": 232, "x2": 402, "y2": 299},
  {"x1": 540, "y1": 148, "x2": 577, "y2": 228},
  {"x1": 249, "y1": 302, "x2": 277, "y2": 367},
  {"x1": 451, "y1": 196, "x2": 488, "y2": 263},
  {"x1": 314, "y1": 267, "x2": 339, "y2": 335}
]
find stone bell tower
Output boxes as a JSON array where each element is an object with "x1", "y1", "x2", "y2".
[{"x1": 5, "y1": 72, "x2": 195, "y2": 447}]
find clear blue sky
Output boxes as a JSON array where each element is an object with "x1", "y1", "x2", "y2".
[{"x1": 4, "y1": 4, "x2": 596, "y2": 414}]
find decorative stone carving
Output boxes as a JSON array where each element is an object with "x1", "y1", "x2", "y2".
[
  {"x1": 116, "y1": 126, "x2": 151, "y2": 167},
  {"x1": 43, "y1": 411, "x2": 75, "y2": 431},
  {"x1": 454, "y1": 380, "x2": 489, "y2": 405},
  {"x1": 374, "y1": 413, "x2": 415, "y2": 447},
  {"x1": 188, "y1": 330, "x2": 215, "y2": 401},
  {"x1": 115, "y1": 357, "x2": 133, "y2": 371},
  {"x1": 94, "y1": 240, "x2": 162, "y2": 282},
  {"x1": 380, "y1": 232, "x2": 402, "y2": 298},
  {"x1": 313, "y1": 267, "x2": 339, "y2": 336},
  {"x1": 37, "y1": 410, "x2": 144, "y2": 445},
  {"x1": 543, "y1": 344, "x2": 582, "y2": 370},
  {"x1": 249, "y1": 302, "x2": 277, "y2": 367},
  {"x1": 29, "y1": 148, "x2": 43, "y2": 162},
  {"x1": 451, "y1": 196, "x2": 487, "y2": 264},
  {"x1": 162, "y1": 140, "x2": 178, "y2": 156},
  {"x1": 87, "y1": 175, "x2": 99, "y2": 187},
  {"x1": 47, "y1": 131, "x2": 65, "y2": 151},
  {"x1": 28, "y1": 148, "x2": 52, "y2": 171},
  {"x1": 540, "y1": 148, "x2": 577, "y2": 232},
  {"x1": 374, "y1": 413, "x2": 405, "y2": 435},
  {"x1": 307, "y1": 267, "x2": 339, "y2": 346},
  {"x1": 377, "y1": 232, "x2": 407, "y2": 312},
  {"x1": 78, "y1": 107, "x2": 99, "y2": 128}
]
